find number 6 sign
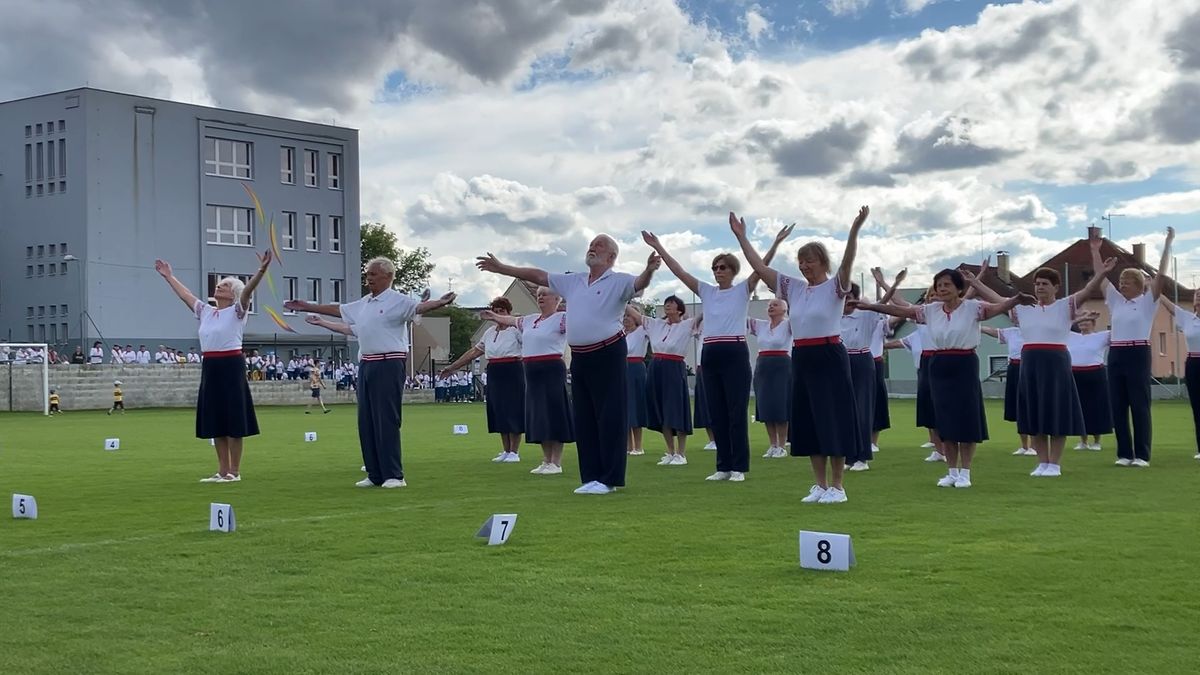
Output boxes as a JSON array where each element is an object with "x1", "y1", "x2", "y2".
[
  {"x1": 799, "y1": 530, "x2": 855, "y2": 572},
  {"x1": 209, "y1": 503, "x2": 236, "y2": 533}
]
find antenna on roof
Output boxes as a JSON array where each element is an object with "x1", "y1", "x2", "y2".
[{"x1": 1101, "y1": 213, "x2": 1125, "y2": 239}]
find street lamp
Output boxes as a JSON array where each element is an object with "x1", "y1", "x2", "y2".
[{"x1": 62, "y1": 255, "x2": 84, "y2": 351}]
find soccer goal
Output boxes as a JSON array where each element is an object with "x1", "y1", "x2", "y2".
[{"x1": 0, "y1": 343, "x2": 51, "y2": 415}]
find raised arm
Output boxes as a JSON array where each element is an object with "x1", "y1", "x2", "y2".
[
  {"x1": 1090, "y1": 232, "x2": 1111, "y2": 293},
  {"x1": 641, "y1": 232, "x2": 698, "y2": 294},
  {"x1": 475, "y1": 253, "x2": 549, "y2": 287},
  {"x1": 240, "y1": 250, "x2": 273, "y2": 311},
  {"x1": 624, "y1": 303, "x2": 644, "y2": 327},
  {"x1": 980, "y1": 293, "x2": 1035, "y2": 321},
  {"x1": 634, "y1": 251, "x2": 661, "y2": 293},
  {"x1": 417, "y1": 292, "x2": 456, "y2": 314},
  {"x1": 849, "y1": 299, "x2": 920, "y2": 321},
  {"x1": 961, "y1": 265, "x2": 1005, "y2": 303},
  {"x1": 478, "y1": 309, "x2": 519, "y2": 328},
  {"x1": 836, "y1": 206, "x2": 869, "y2": 291},
  {"x1": 1152, "y1": 226, "x2": 1175, "y2": 300},
  {"x1": 305, "y1": 314, "x2": 355, "y2": 336},
  {"x1": 284, "y1": 299, "x2": 342, "y2": 317},
  {"x1": 439, "y1": 345, "x2": 484, "y2": 378},
  {"x1": 1157, "y1": 294, "x2": 1182, "y2": 317},
  {"x1": 154, "y1": 259, "x2": 202, "y2": 311},
  {"x1": 748, "y1": 223, "x2": 795, "y2": 294},
  {"x1": 1071, "y1": 255, "x2": 1116, "y2": 306},
  {"x1": 729, "y1": 212, "x2": 777, "y2": 292},
  {"x1": 877, "y1": 268, "x2": 907, "y2": 305}
]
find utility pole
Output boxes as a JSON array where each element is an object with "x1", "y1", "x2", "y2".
[{"x1": 1101, "y1": 212, "x2": 1125, "y2": 239}]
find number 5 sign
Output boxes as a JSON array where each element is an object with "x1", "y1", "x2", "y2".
[
  {"x1": 12, "y1": 493, "x2": 38, "y2": 520},
  {"x1": 476, "y1": 513, "x2": 517, "y2": 546},
  {"x1": 799, "y1": 530, "x2": 855, "y2": 572}
]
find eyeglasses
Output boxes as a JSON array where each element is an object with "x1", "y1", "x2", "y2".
[{"x1": 711, "y1": 264, "x2": 729, "y2": 271}]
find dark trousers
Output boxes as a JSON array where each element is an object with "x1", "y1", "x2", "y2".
[
  {"x1": 702, "y1": 342, "x2": 751, "y2": 473},
  {"x1": 1187, "y1": 357, "x2": 1200, "y2": 454},
  {"x1": 358, "y1": 358, "x2": 405, "y2": 483},
  {"x1": 570, "y1": 339, "x2": 628, "y2": 487},
  {"x1": 1108, "y1": 345, "x2": 1152, "y2": 461},
  {"x1": 848, "y1": 353, "x2": 876, "y2": 463}
]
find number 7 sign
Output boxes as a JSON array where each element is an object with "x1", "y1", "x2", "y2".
[{"x1": 476, "y1": 513, "x2": 518, "y2": 546}]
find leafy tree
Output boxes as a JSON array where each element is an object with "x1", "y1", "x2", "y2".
[
  {"x1": 424, "y1": 305, "x2": 482, "y2": 359},
  {"x1": 359, "y1": 222, "x2": 434, "y2": 294}
]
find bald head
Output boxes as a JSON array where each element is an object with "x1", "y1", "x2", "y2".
[{"x1": 585, "y1": 234, "x2": 619, "y2": 270}]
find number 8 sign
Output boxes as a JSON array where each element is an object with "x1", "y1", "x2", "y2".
[{"x1": 799, "y1": 530, "x2": 854, "y2": 572}]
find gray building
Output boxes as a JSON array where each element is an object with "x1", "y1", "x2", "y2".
[{"x1": 0, "y1": 87, "x2": 360, "y2": 359}]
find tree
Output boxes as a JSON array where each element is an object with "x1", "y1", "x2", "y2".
[
  {"x1": 360, "y1": 222, "x2": 435, "y2": 294},
  {"x1": 424, "y1": 305, "x2": 482, "y2": 359}
]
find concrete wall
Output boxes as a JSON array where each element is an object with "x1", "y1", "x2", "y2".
[{"x1": 0, "y1": 364, "x2": 435, "y2": 412}]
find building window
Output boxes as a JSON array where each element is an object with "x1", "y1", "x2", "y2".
[
  {"x1": 38, "y1": 325, "x2": 46, "y2": 342},
  {"x1": 58, "y1": 120, "x2": 65, "y2": 133},
  {"x1": 281, "y1": 212, "x2": 297, "y2": 250},
  {"x1": 36, "y1": 142, "x2": 44, "y2": 180},
  {"x1": 61, "y1": 304, "x2": 68, "y2": 315},
  {"x1": 328, "y1": 153, "x2": 341, "y2": 189},
  {"x1": 280, "y1": 146, "x2": 295, "y2": 184},
  {"x1": 304, "y1": 149, "x2": 318, "y2": 187},
  {"x1": 61, "y1": 242, "x2": 67, "y2": 255},
  {"x1": 1160, "y1": 332, "x2": 1167, "y2": 356},
  {"x1": 47, "y1": 140, "x2": 55, "y2": 179},
  {"x1": 38, "y1": 306, "x2": 45, "y2": 317},
  {"x1": 36, "y1": 184, "x2": 44, "y2": 196},
  {"x1": 26, "y1": 246, "x2": 32, "y2": 259},
  {"x1": 61, "y1": 323, "x2": 68, "y2": 342},
  {"x1": 331, "y1": 279, "x2": 344, "y2": 303},
  {"x1": 58, "y1": 139, "x2": 66, "y2": 178},
  {"x1": 307, "y1": 278, "x2": 321, "y2": 303},
  {"x1": 60, "y1": 263, "x2": 67, "y2": 275},
  {"x1": 26, "y1": 306, "x2": 33, "y2": 318},
  {"x1": 26, "y1": 326, "x2": 34, "y2": 342},
  {"x1": 25, "y1": 265, "x2": 33, "y2": 278},
  {"x1": 37, "y1": 264, "x2": 44, "y2": 277},
  {"x1": 49, "y1": 244, "x2": 56, "y2": 257},
  {"x1": 206, "y1": 273, "x2": 255, "y2": 313},
  {"x1": 49, "y1": 324, "x2": 57, "y2": 343},
  {"x1": 37, "y1": 245, "x2": 44, "y2": 258},
  {"x1": 59, "y1": 180, "x2": 66, "y2": 193},
  {"x1": 204, "y1": 138, "x2": 252, "y2": 178},
  {"x1": 48, "y1": 264, "x2": 55, "y2": 276},
  {"x1": 206, "y1": 205, "x2": 254, "y2": 246},
  {"x1": 48, "y1": 182, "x2": 56, "y2": 194},
  {"x1": 35, "y1": 123, "x2": 42, "y2": 135},
  {"x1": 49, "y1": 305, "x2": 57, "y2": 317},
  {"x1": 329, "y1": 216, "x2": 343, "y2": 253},
  {"x1": 25, "y1": 124, "x2": 31, "y2": 137},
  {"x1": 24, "y1": 144, "x2": 32, "y2": 182},
  {"x1": 305, "y1": 214, "x2": 320, "y2": 251},
  {"x1": 47, "y1": 120, "x2": 54, "y2": 134},
  {"x1": 283, "y1": 277, "x2": 299, "y2": 313},
  {"x1": 25, "y1": 186, "x2": 32, "y2": 198}
]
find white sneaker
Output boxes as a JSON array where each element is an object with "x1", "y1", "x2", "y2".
[
  {"x1": 1114, "y1": 458, "x2": 1132, "y2": 467},
  {"x1": 670, "y1": 454, "x2": 688, "y2": 465},
  {"x1": 360, "y1": 465, "x2": 367, "y2": 472},
  {"x1": 530, "y1": 463, "x2": 548, "y2": 474},
  {"x1": 924, "y1": 451, "x2": 946, "y2": 463},
  {"x1": 848, "y1": 461, "x2": 870, "y2": 472},
  {"x1": 1073, "y1": 442, "x2": 1088, "y2": 450},
  {"x1": 936, "y1": 474, "x2": 957, "y2": 487},
  {"x1": 775, "y1": 447, "x2": 790, "y2": 458},
  {"x1": 818, "y1": 487, "x2": 847, "y2": 503},
  {"x1": 871, "y1": 444, "x2": 880, "y2": 454},
  {"x1": 573, "y1": 481, "x2": 599, "y2": 494},
  {"x1": 729, "y1": 471, "x2": 745, "y2": 482},
  {"x1": 492, "y1": 452, "x2": 508, "y2": 463},
  {"x1": 355, "y1": 478, "x2": 376, "y2": 487},
  {"x1": 1194, "y1": 453, "x2": 1200, "y2": 460},
  {"x1": 703, "y1": 441, "x2": 717, "y2": 450},
  {"x1": 542, "y1": 464, "x2": 563, "y2": 475},
  {"x1": 500, "y1": 452, "x2": 520, "y2": 463},
  {"x1": 1012, "y1": 448, "x2": 1026, "y2": 456},
  {"x1": 953, "y1": 474, "x2": 972, "y2": 488},
  {"x1": 1031, "y1": 464, "x2": 1047, "y2": 476},
  {"x1": 1042, "y1": 464, "x2": 1061, "y2": 477},
  {"x1": 1131, "y1": 459, "x2": 1149, "y2": 468},
  {"x1": 628, "y1": 448, "x2": 645, "y2": 456},
  {"x1": 1088, "y1": 443, "x2": 1102, "y2": 451},
  {"x1": 762, "y1": 446, "x2": 776, "y2": 458},
  {"x1": 1023, "y1": 448, "x2": 1039, "y2": 456},
  {"x1": 800, "y1": 485, "x2": 827, "y2": 503},
  {"x1": 223, "y1": 474, "x2": 241, "y2": 483},
  {"x1": 920, "y1": 441, "x2": 935, "y2": 448},
  {"x1": 705, "y1": 471, "x2": 731, "y2": 481},
  {"x1": 578, "y1": 482, "x2": 611, "y2": 495},
  {"x1": 381, "y1": 478, "x2": 407, "y2": 488},
  {"x1": 657, "y1": 454, "x2": 675, "y2": 466},
  {"x1": 199, "y1": 474, "x2": 224, "y2": 483}
]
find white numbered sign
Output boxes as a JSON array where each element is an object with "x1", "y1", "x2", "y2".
[
  {"x1": 476, "y1": 513, "x2": 517, "y2": 546},
  {"x1": 799, "y1": 530, "x2": 855, "y2": 572},
  {"x1": 104, "y1": 438, "x2": 120, "y2": 450},
  {"x1": 209, "y1": 503, "x2": 236, "y2": 533},
  {"x1": 453, "y1": 424, "x2": 469, "y2": 435},
  {"x1": 12, "y1": 494, "x2": 38, "y2": 520},
  {"x1": 304, "y1": 432, "x2": 317, "y2": 442}
]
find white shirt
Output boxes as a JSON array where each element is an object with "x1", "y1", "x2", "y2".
[
  {"x1": 625, "y1": 326, "x2": 649, "y2": 359},
  {"x1": 899, "y1": 326, "x2": 927, "y2": 370},
  {"x1": 476, "y1": 325, "x2": 522, "y2": 360},
  {"x1": 996, "y1": 327, "x2": 1024, "y2": 361},
  {"x1": 340, "y1": 289, "x2": 418, "y2": 356},
  {"x1": 697, "y1": 280, "x2": 750, "y2": 340},
  {"x1": 869, "y1": 316, "x2": 888, "y2": 359},
  {"x1": 1013, "y1": 297, "x2": 1076, "y2": 346},
  {"x1": 137, "y1": 349, "x2": 151, "y2": 364},
  {"x1": 516, "y1": 312, "x2": 568, "y2": 358},
  {"x1": 1105, "y1": 285, "x2": 1156, "y2": 342},
  {"x1": 89, "y1": 347, "x2": 104, "y2": 364},
  {"x1": 777, "y1": 273, "x2": 847, "y2": 340},
  {"x1": 1069, "y1": 331, "x2": 1110, "y2": 367},
  {"x1": 645, "y1": 317, "x2": 695, "y2": 356},
  {"x1": 110, "y1": 348, "x2": 124, "y2": 364},
  {"x1": 840, "y1": 310, "x2": 880, "y2": 352},
  {"x1": 193, "y1": 300, "x2": 248, "y2": 352},
  {"x1": 1173, "y1": 307, "x2": 1200, "y2": 353},
  {"x1": 748, "y1": 318, "x2": 791, "y2": 352},
  {"x1": 187, "y1": 352, "x2": 201, "y2": 363},
  {"x1": 548, "y1": 269, "x2": 636, "y2": 346},
  {"x1": 914, "y1": 299, "x2": 985, "y2": 350}
]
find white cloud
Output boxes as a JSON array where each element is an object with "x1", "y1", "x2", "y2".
[
  {"x1": 1113, "y1": 190, "x2": 1200, "y2": 218},
  {"x1": 745, "y1": 7, "x2": 772, "y2": 44},
  {"x1": 1063, "y1": 204, "x2": 1090, "y2": 224},
  {"x1": 824, "y1": 0, "x2": 872, "y2": 18}
]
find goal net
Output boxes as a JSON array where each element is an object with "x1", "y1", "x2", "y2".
[{"x1": 0, "y1": 343, "x2": 51, "y2": 415}]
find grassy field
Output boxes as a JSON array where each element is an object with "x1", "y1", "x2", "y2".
[{"x1": 1, "y1": 400, "x2": 1198, "y2": 674}]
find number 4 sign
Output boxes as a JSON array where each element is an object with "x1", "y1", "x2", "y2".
[
  {"x1": 209, "y1": 503, "x2": 236, "y2": 533},
  {"x1": 12, "y1": 493, "x2": 38, "y2": 520},
  {"x1": 476, "y1": 513, "x2": 517, "y2": 546},
  {"x1": 104, "y1": 438, "x2": 120, "y2": 450},
  {"x1": 799, "y1": 530, "x2": 855, "y2": 572}
]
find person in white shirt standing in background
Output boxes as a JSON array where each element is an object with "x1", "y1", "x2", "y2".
[
  {"x1": 1160, "y1": 291, "x2": 1200, "y2": 461},
  {"x1": 1068, "y1": 314, "x2": 1112, "y2": 451}
]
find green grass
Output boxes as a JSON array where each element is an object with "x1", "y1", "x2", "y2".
[{"x1": 1, "y1": 400, "x2": 1198, "y2": 674}]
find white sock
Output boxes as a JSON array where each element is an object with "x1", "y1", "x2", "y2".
[
  {"x1": 949, "y1": 467, "x2": 959, "y2": 478},
  {"x1": 960, "y1": 468, "x2": 970, "y2": 479}
]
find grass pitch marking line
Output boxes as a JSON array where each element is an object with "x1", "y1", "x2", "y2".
[{"x1": 0, "y1": 496, "x2": 493, "y2": 558}]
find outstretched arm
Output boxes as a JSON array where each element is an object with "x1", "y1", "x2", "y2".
[
  {"x1": 961, "y1": 265, "x2": 1005, "y2": 303},
  {"x1": 478, "y1": 309, "x2": 519, "y2": 328},
  {"x1": 641, "y1": 232, "x2": 698, "y2": 294},
  {"x1": 748, "y1": 223, "x2": 795, "y2": 294},
  {"x1": 1071, "y1": 255, "x2": 1117, "y2": 306},
  {"x1": 980, "y1": 293, "x2": 1035, "y2": 320},
  {"x1": 634, "y1": 251, "x2": 662, "y2": 293},
  {"x1": 878, "y1": 268, "x2": 907, "y2": 305},
  {"x1": 417, "y1": 292, "x2": 456, "y2": 314},
  {"x1": 284, "y1": 299, "x2": 342, "y2": 317},
  {"x1": 836, "y1": 206, "x2": 869, "y2": 291},
  {"x1": 729, "y1": 212, "x2": 778, "y2": 292},
  {"x1": 439, "y1": 345, "x2": 484, "y2": 378},
  {"x1": 240, "y1": 250, "x2": 273, "y2": 311},
  {"x1": 305, "y1": 314, "x2": 354, "y2": 336},
  {"x1": 849, "y1": 299, "x2": 920, "y2": 321},
  {"x1": 475, "y1": 253, "x2": 549, "y2": 287},
  {"x1": 1157, "y1": 295, "x2": 1182, "y2": 317},
  {"x1": 1152, "y1": 227, "x2": 1175, "y2": 300},
  {"x1": 981, "y1": 325, "x2": 1001, "y2": 339},
  {"x1": 155, "y1": 259, "x2": 201, "y2": 311},
  {"x1": 872, "y1": 267, "x2": 912, "y2": 307}
]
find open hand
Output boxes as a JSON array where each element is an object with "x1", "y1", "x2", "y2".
[
  {"x1": 256, "y1": 249, "x2": 273, "y2": 269},
  {"x1": 1015, "y1": 292, "x2": 1037, "y2": 306},
  {"x1": 852, "y1": 206, "x2": 870, "y2": 229},
  {"x1": 304, "y1": 314, "x2": 322, "y2": 326},
  {"x1": 647, "y1": 252, "x2": 662, "y2": 271},
  {"x1": 729, "y1": 212, "x2": 747, "y2": 238},
  {"x1": 641, "y1": 231, "x2": 662, "y2": 250},
  {"x1": 154, "y1": 259, "x2": 172, "y2": 278},
  {"x1": 283, "y1": 300, "x2": 306, "y2": 312},
  {"x1": 1166, "y1": 226, "x2": 1175, "y2": 245},
  {"x1": 479, "y1": 309, "x2": 498, "y2": 322},
  {"x1": 774, "y1": 222, "x2": 795, "y2": 244},
  {"x1": 421, "y1": 288, "x2": 432, "y2": 301},
  {"x1": 438, "y1": 292, "x2": 457, "y2": 305},
  {"x1": 476, "y1": 253, "x2": 504, "y2": 273},
  {"x1": 1101, "y1": 256, "x2": 1117, "y2": 273}
]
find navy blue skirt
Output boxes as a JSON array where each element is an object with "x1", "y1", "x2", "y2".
[
  {"x1": 524, "y1": 358, "x2": 574, "y2": 444},
  {"x1": 693, "y1": 365, "x2": 710, "y2": 429},
  {"x1": 626, "y1": 360, "x2": 649, "y2": 428},
  {"x1": 1073, "y1": 366, "x2": 1114, "y2": 435},
  {"x1": 928, "y1": 351, "x2": 988, "y2": 443},
  {"x1": 916, "y1": 354, "x2": 935, "y2": 429},
  {"x1": 485, "y1": 360, "x2": 525, "y2": 434},
  {"x1": 648, "y1": 357, "x2": 693, "y2": 434},
  {"x1": 196, "y1": 353, "x2": 259, "y2": 439},
  {"x1": 1004, "y1": 360, "x2": 1020, "y2": 422},
  {"x1": 790, "y1": 342, "x2": 862, "y2": 458},
  {"x1": 872, "y1": 358, "x2": 890, "y2": 431},
  {"x1": 1017, "y1": 348, "x2": 1084, "y2": 436},
  {"x1": 753, "y1": 354, "x2": 791, "y2": 423},
  {"x1": 848, "y1": 352, "x2": 876, "y2": 461}
]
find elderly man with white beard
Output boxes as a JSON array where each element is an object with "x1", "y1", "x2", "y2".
[{"x1": 477, "y1": 236, "x2": 660, "y2": 495}]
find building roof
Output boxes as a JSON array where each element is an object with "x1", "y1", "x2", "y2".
[
  {"x1": 955, "y1": 263, "x2": 1032, "y2": 296},
  {"x1": 1021, "y1": 237, "x2": 1193, "y2": 301}
]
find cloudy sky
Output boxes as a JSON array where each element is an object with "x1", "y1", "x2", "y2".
[{"x1": 4, "y1": 0, "x2": 1199, "y2": 303}]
